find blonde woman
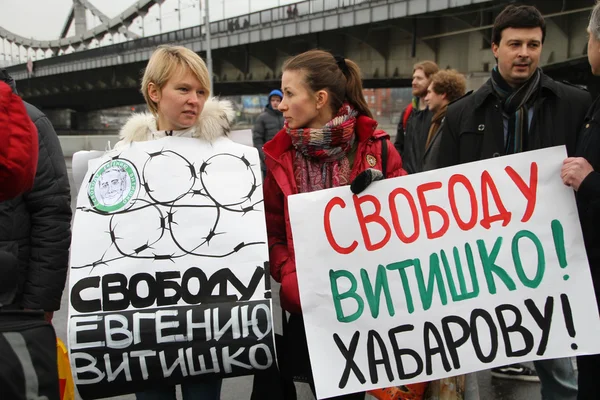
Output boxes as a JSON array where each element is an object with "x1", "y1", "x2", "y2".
[{"x1": 115, "y1": 45, "x2": 233, "y2": 400}]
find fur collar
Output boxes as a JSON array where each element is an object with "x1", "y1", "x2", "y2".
[{"x1": 118, "y1": 97, "x2": 235, "y2": 144}]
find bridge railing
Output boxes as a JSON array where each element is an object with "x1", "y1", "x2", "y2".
[
  {"x1": 6, "y1": 0, "x2": 374, "y2": 69},
  {"x1": 213, "y1": 0, "x2": 370, "y2": 34}
]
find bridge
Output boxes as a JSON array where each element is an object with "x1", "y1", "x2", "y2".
[{"x1": 1, "y1": 0, "x2": 595, "y2": 117}]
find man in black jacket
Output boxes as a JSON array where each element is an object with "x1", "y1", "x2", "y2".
[
  {"x1": 0, "y1": 70, "x2": 70, "y2": 400},
  {"x1": 422, "y1": 69, "x2": 466, "y2": 171},
  {"x1": 251, "y1": 92, "x2": 294, "y2": 400},
  {"x1": 253, "y1": 89, "x2": 284, "y2": 176},
  {"x1": 0, "y1": 69, "x2": 71, "y2": 319},
  {"x1": 394, "y1": 60, "x2": 438, "y2": 173},
  {"x1": 437, "y1": 5, "x2": 590, "y2": 399}
]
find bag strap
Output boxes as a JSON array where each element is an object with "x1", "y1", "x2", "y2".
[
  {"x1": 381, "y1": 137, "x2": 388, "y2": 179},
  {"x1": 402, "y1": 103, "x2": 413, "y2": 129}
]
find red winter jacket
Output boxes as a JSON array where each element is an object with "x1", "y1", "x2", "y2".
[
  {"x1": 263, "y1": 115, "x2": 407, "y2": 314},
  {"x1": 0, "y1": 81, "x2": 38, "y2": 202}
]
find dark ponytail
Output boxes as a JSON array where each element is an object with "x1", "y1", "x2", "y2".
[
  {"x1": 282, "y1": 50, "x2": 372, "y2": 118},
  {"x1": 343, "y1": 58, "x2": 372, "y2": 118}
]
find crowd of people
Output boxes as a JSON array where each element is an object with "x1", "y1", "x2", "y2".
[
  {"x1": 224, "y1": 4, "x2": 298, "y2": 33},
  {"x1": 1, "y1": 2, "x2": 600, "y2": 400}
]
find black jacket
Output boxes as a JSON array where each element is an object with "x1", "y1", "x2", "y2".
[
  {"x1": 400, "y1": 106, "x2": 432, "y2": 174},
  {"x1": 0, "y1": 70, "x2": 71, "y2": 311},
  {"x1": 438, "y1": 74, "x2": 591, "y2": 167},
  {"x1": 393, "y1": 104, "x2": 411, "y2": 156},
  {"x1": 422, "y1": 118, "x2": 445, "y2": 172},
  {"x1": 253, "y1": 105, "x2": 284, "y2": 173},
  {"x1": 573, "y1": 96, "x2": 600, "y2": 306}
]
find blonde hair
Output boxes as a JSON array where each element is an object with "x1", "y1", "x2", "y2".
[{"x1": 141, "y1": 45, "x2": 211, "y2": 116}]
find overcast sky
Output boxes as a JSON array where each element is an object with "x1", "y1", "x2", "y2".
[{"x1": 0, "y1": 0, "x2": 295, "y2": 40}]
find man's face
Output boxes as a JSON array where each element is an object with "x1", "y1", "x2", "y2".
[
  {"x1": 492, "y1": 27, "x2": 543, "y2": 87},
  {"x1": 412, "y1": 68, "x2": 430, "y2": 98},
  {"x1": 270, "y1": 95, "x2": 282, "y2": 109},
  {"x1": 99, "y1": 169, "x2": 125, "y2": 205},
  {"x1": 424, "y1": 84, "x2": 447, "y2": 113}
]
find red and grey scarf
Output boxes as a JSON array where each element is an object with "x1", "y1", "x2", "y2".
[{"x1": 287, "y1": 103, "x2": 358, "y2": 193}]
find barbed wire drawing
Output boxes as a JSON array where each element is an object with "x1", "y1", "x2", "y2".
[{"x1": 73, "y1": 148, "x2": 265, "y2": 272}]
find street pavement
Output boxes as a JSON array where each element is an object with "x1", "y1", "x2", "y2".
[{"x1": 57, "y1": 157, "x2": 548, "y2": 400}]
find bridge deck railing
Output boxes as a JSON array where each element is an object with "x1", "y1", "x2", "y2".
[{"x1": 6, "y1": 0, "x2": 373, "y2": 72}]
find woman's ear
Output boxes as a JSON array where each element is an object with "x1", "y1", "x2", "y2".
[
  {"x1": 315, "y1": 90, "x2": 329, "y2": 110},
  {"x1": 148, "y1": 82, "x2": 161, "y2": 103}
]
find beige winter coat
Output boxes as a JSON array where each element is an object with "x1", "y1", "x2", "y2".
[{"x1": 114, "y1": 98, "x2": 235, "y2": 150}]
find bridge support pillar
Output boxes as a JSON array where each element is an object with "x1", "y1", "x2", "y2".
[
  {"x1": 72, "y1": 111, "x2": 109, "y2": 131},
  {"x1": 73, "y1": 0, "x2": 87, "y2": 36},
  {"x1": 43, "y1": 109, "x2": 113, "y2": 132},
  {"x1": 43, "y1": 109, "x2": 74, "y2": 131}
]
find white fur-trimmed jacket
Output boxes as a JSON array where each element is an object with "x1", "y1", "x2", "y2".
[{"x1": 114, "y1": 98, "x2": 235, "y2": 149}]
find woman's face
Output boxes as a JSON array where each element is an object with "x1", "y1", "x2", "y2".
[
  {"x1": 149, "y1": 67, "x2": 207, "y2": 131},
  {"x1": 278, "y1": 70, "x2": 322, "y2": 130}
]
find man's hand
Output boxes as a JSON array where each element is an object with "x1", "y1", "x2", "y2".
[{"x1": 561, "y1": 157, "x2": 594, "y2": 191}]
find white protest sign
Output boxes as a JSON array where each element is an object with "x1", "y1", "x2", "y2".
[
  {"x1": 288, "y1": 146, "x2": 600, "y2": 399},
  {"x1": 229, "y1": 128, "x2": 253, "y2": 147},
  {"x1": 68, "y1": 136, "x2": 273, "y2": 399},
  {"x1": 72, "y1": 150, "x2": 104, "y2": 193},
  {"x1": 70, "y1": 129, "x2": 253, "y2": 195}
]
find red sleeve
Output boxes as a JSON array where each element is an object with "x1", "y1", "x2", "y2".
[
  {"x1": 0, "y1": 82, "x2": 38, "y2": 201},
  {"x1": 384, "y1": 137, "x2": 408, "y2": 178},
  {"x1": 263, "y1": 168, "x2": 301, "y2": 313},
  {"x1": 263, "y1": 169, "x2": 293, "y2": 282}
]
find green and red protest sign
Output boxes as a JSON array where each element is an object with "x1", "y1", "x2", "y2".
[{"x1": 288, "y1": 146, "x2": 600, "y2": 399}]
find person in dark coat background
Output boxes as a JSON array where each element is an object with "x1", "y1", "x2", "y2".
[
  {"x1": 0, "y1": 79, "x2": 60, "y2": 400},
  {"x1": 0, "y1": 80, "x2": 39, "y2": 304},
  {"x1": 0, "y1": 81, "x2": 38, "y2": 202},
  {"x1": 394, "y1": 60, "x2": 438, "y2": 173},
  {"x1": 0, "y1": 69, "x2": 71, "y2": 322},
  {"x1": 253, "y1": 89, "x2": 284, "y2": 176},
  {"x1": 560, "y1": 2, "x2": 600, "y2": 398},
  {"x1": 421, "y1": 69, "x2": 466, "y2": 171}
]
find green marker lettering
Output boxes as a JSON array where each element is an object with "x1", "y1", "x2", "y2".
[
  {"x1": 329, "y1": 269, "x2": 364, "y2": 323},
  {"x1": 477, "y1": 237, "x2": 516, "y2": 294},
  {"x1": 386, "y1": 259, "x2": 416, "y2": 314},
  {"x1": 441, "y1": 244, "x2": 480, "y2": 301},
  {"x1": 414, "y1": 254, "x2": 448, "y2": 310},
  {"x1": 512, "y1": 230, "x2": 545, "y2": 288},
  {"x1": 361, "y1": 265, "x2": 395, "y2": 319}
]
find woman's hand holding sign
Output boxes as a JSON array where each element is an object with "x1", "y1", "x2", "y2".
[
  {"x1": 561, "y1": 157, "x2": 594, "y2": 191},
  {"x1": 350, "y1": 168, "x2": 385, "y2": 195}
]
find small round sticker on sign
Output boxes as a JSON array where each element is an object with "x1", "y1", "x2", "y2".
[{"x1": 88, "y1": 159, "x2": 139, "y2": 213}]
